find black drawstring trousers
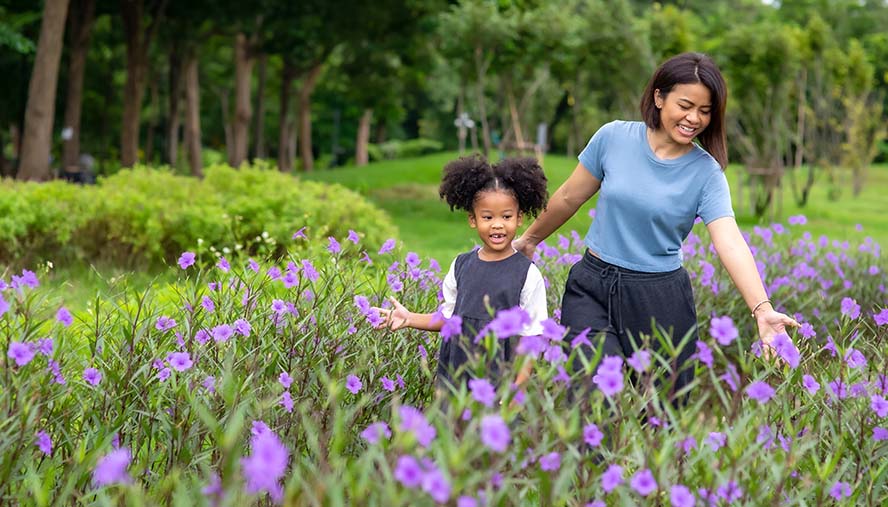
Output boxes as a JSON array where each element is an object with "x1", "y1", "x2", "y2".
[{"x1": 560, "y1": 250, "x2": 698, "y2": 406}]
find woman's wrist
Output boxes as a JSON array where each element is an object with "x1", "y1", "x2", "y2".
[{"x1": 750, "y1": 299, "x2": 773, "y2": 319}]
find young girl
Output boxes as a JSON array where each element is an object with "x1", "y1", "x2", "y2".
[{"x1": 376, "y1": 155, "x2": 550, "y2": 390}]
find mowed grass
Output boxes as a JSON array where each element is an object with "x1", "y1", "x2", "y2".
[{"x1": 303, "y1": 151, "x2": 888, "y2": 263}]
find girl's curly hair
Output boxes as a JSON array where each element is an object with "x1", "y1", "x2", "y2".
[{"x1": 438, "y1": 155, "x2": 548, "y2": 217}]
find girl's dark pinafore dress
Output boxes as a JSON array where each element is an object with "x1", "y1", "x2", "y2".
[{"x1": 436, "y1": 250, "x2": 532, "y2": 388}]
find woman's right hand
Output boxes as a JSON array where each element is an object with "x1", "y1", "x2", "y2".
[
  {"x1": 512, "y1": 236, "x2": 537, "y2": 260},
  {"x1": 372, "y1": 296, "x2": 411, "y2": 330}
]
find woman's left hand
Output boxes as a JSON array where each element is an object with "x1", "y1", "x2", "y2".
[{"x1": 755, "y1": 309, "x2": 800, "y2": 350}]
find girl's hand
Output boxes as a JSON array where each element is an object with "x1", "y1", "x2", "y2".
[
  {"x1": 756, "y1": 309, "x2": 800, "y2": 354},
  {"x1": 512, "y1": 236, "x2": 536, "y2": 260},
  {"x1": 372, "y1": 296, "x2": 411, "y2": 330}
]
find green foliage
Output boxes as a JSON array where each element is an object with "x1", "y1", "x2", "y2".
[
  {"x1": 368, "y1": 139, "x2": 445, "y2": 162},
  {"x1": 0, "y1": 164, "x2": 397, "y2": 269}
]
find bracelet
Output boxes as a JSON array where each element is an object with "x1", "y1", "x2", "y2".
[{"x1": 751, "y1": 299, "x2": 772, "y2": 318}]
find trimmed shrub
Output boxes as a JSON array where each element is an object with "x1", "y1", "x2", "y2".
[{"x1": 0, "y1": 164, "x2": 397, "y2": 268}]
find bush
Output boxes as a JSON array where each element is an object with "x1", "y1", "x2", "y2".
[
  {"x1": 0, "y1": 164, "x2": 397, "y2": 269},
  {"x1": 368, "y1": 138, "x2": 444, "y2": 161}
]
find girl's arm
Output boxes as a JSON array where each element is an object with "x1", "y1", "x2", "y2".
[
  {"x1": 514, "y1": 163, "x2": 601, "y2": 258},
  {"x1": 377, "y1": 296, "x2": 444, "y2": 332},
  {"x1": 514, "y1": 264, "x2": 548, "y2": 387},
  {"x1": 706, "y1": 217, "x2": 800, "y2": 345}
]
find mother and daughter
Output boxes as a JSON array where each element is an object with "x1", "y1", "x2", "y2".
[{"x1": 375, "y1": 52, "x2": 798, "y2": 402}]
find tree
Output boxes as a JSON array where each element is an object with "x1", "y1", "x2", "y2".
[
  {"x1": 60, "y1": 0, "x2": 97, "y2": 175},
  {"x1": 18, "y1": 0, "x2": 70, "y2": 181},
  {"x1": 119, "y1": 0, "x2": 168, "y2": 167}
]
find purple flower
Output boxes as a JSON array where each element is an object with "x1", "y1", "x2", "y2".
[
  {"x1": 788, "y1": 214, "x2": 807, "y2": 225},
  {"x1": 92, "y1": 447, "x2": 132, "y2": 486},
  {"x1": 354, "y1": 295, "x2": 371, "y2": 315},
  {"x1": 840, "y1": 297, "x2": 861, "y2": 319},
  {"x1": 7, "y1": 342, "x2": 35, "y2": 367},
  {"x1": 717, "y1": 481, "x2": 743, "y2": 503},
  {"x1": 0, "y1": 294, "x2": 9, "y2": 317},
  {"x1": 280, "y1": 392, "x2": 294, "y2": 412},
  {"x1": 302, "y1": 260, "x2": 319, "y2": 282},
  {"x1": 488, "y1": 307, "x2": 530, "y2": 338},
  {"x1": 233, "y1": 319, "x2": 251, "y2": 337},
  {"x1": 720, "y1": 363, "x2": 740, "y2": 392},
  {"x1": 694, "y1": 340, "x2": 713, "y2": 368},
  {"x1": 216, "y1": 257, "x2": 230, "y2": 273},
  {"x1": 248, "y1": 258, "x2": 260, "y2": 272},
  {"x1": 828, "y1": 379, "x2": 847, "y2": 400},
  {"x1": 706, "y1": 432, "x2": 726, "y2": 451},
  {"x1": 202, "y1": 376, "x2": 215, "y2": 393},
  {"x1": 421, "y1": 463, "x2": 451, "y2": 503},
  {"x1": 592, "y1": 361, "x2": 624, "y2": 397},
  {"x1": 405, "y1": 252, "x2": 420, "y2": 268},
  {"x1": 469, "y1": 378, "x2": 496, "y2": 407},
  {"x1": 168, "y1": 352, "x2": 193, "y2": 372},
  {"x1": 538, "y1": 452, "x2": 560, "y2": 472},
  {"x1": 627, "y1": 350, "x2": 651, "y2": 373},
  {"x1": 292, "y1": 227, "x2": 307, "y2": 239},
  {"x1": 745, "y1": 381, "x2": 775, "y2": 404},
  {"x1": 201, "y1": 296, "x2": 215, "y2": 313},
  {"x1": 212, "y1": 324, "x2": 233, "y2": 343},
  {"x1": 480, "y1": 414, "x2": 510, "y2": 453},
  {"x1": 799, "y1": 322, "x2": 816, "y2": 338},
  {"x1": 845, "y1": 348, "x2": 867, "y2": 369},
  {"x1": 346, "y1": 374, "x2": 363, "y2": 394},
  {"x1": 770, "y1": 333, "x2": 800, "y2": 368},
  {"x1": 157, "y1": 367, "x2": 171, "y2": 381},
  {"x1": 871, "y1": 395, "x2": 888, "y2": 418},
  {"x1": 36, "y1": 431, "x2": 52, "y2": 456},
  {"x1": 874, "y1": 427, "x2": 888, "y2": 441},
  {"x1": 83, "y1": 367, "x2": 102, "y2": 386},
  {"x1": 399, "y1": 405, "x2": 436, "y2": 447},
  {"x1": 56, "y1": 307, "x2": 73, "y2": 327},
  {"x1": 347, "y1": 230, "x2": 360, "y2": 244},
  {"x1": 178, "y1": 252, "x2": 196, "y2": 269},
  {"x1": 829, "y1": 481, "x2": 851, "y2": 501},
  {"x1": 360, "y1": 422, "x2": 391, "y2": 444},
  {"x1": 601, "y1": 464, "x2": 623, "y2": 492},
  {"x1": 630, "y1": 469, "x2": 657, "y2": 496},
  {"x1": 194, "y1": 329, "x2": 210, "y2": 344},
  {"x1": 440, "y1": 315, "x2": 462, "y2": 342},
  {"x1": 279, "y1": 372, "x2": 292, "y2": 389},
  {"x1": 710, "y1": 316, "x2": 738, "y2": 346},
  {"x1": 540, "y1": 319, "x2": 567, "y2": 341},
  {"x1": 584, "y1": 423, "x2": 604, "y2": 447},
  {"x1": 802, "y1": 375, "x2": 820, "y2": 394},
  {"x1": 327, "y1": 236, "x2": 341, "y2": 254},
  {"x1": 241, "y1": 429, "x2": 289, "y2": 502},
  {"x1": 394, "y1": 455, "x2": 423, "y2": 488},
  {"x1": 458, "y1": 497, "x2": 478, "y2": 507},
  {"x1": 875, "y1": 309, "x2": 888, "y2": 326},
  {"x1": 381, "y1": 376, "x2": 396, "y2": 392},
  {"x1": 378, "y1": 238, "x2": 396, "y2": 255},
  {"x1": 155, "y1": 316, "x2": 176, "y2": 331}
]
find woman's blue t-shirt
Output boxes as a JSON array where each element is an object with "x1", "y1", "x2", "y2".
[{"x1": 579, "y1": 120, "x2": 734, "y2": 272}]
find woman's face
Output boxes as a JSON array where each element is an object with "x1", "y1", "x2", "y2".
[{"x1": 655, "y1": 82, "x2": 712, "y2": 147}]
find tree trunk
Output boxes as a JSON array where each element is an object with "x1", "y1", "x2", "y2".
[
  {"x1": 183, "y1": 53, "x2": 202, "y2": 177},
  {"x1": 145, "y1": 75, "x2": 159, "y2": 162},
  {"x1": 120, "y1": 0, "x2": 167, "y2": 168},
  {"x1": 277, "y1": 62, "x2": 294, "y2": 172},
  {"x1": 355, "y1": 108, "x2": 373, "y2": 166},
  {"x1": 166, "y1": 42, "x2": 182, "y2": 166},
  {"x1": 298, "y1": 63, "x2": 322, "y2": 172},
  {"x1": 473, "y1": 45, "x2": 492, "y2": 157},
  {"x1": 230, "y1": 32, "x2": 254, "y2": 167},
  {"x1": 0, "y1": 130, "x2": 9, "y2": 178},
  {"x1": 18, "y1": 0, "x2": 70, "y2": 181},
  {"x1": 61, "y1": 0, "x2": 96, "y2": 174},
  {"x1": 253, "y1": 53, "x2": 267, "y2": 160}
]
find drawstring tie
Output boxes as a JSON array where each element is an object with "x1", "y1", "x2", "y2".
[{"x1": 600, "y1": 265, "x2": 624, "y2": 335}]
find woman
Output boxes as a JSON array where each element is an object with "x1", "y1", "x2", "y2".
[{"x1": 513, "y1": 52, "x2": 798, "y2": 401}]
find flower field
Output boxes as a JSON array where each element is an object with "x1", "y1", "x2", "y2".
[{"x1": 1, "y1": 217, "x2": 886, "y2": 506}]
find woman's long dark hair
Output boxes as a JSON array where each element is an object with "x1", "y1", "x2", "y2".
[{"x1": 640, "y1": 52, "x2": 728, "y2": 169}]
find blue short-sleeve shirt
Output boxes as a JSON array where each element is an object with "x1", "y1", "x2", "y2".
[{"x1": 579, "y1": 120, "x2": 733, "y2": 272}]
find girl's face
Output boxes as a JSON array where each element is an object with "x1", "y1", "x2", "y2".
[
  {"x1": 655, "y1": 82, "x2": 712, "y2": 148},
  {"x1": 468, "y1": 190, "x2": 522, "y2": 261}
]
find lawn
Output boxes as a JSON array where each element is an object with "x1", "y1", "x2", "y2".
[{"x1": 303, "y1": 152, "x2": 888, "y2": 263}]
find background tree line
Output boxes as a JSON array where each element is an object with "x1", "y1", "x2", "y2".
[{"x1": 1, "y1": 0, "x2": 887, "y2": 216}]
